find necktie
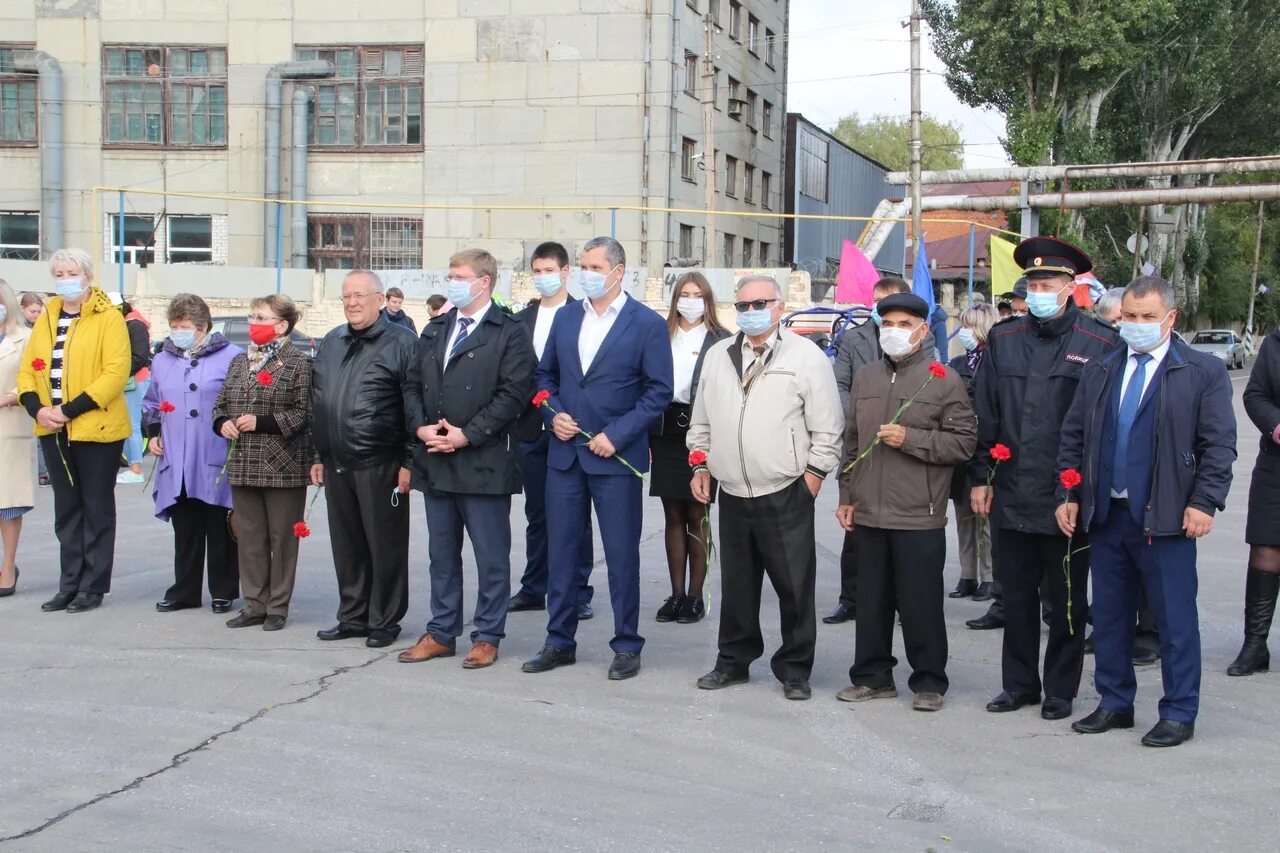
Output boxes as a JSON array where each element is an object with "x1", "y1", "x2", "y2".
[
  {"x1": 741, "y1": 344, "x2": 768, "y2": 394},
  {"x1": 449, "y1": 317, "x2": 473, "y2": 363},
  {"x1": 1112, "y1": 352, "x2": 1153, "y2": 495}
]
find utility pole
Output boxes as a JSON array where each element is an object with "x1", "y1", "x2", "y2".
[
  {"x1": 702, "y1": 14, "x2": 717, "y2": 268},
  {"x1": 908, "y1": 0, "x2": 923, "y2": 254},
  {"x1": 1246, "y1": 200, "x2": 1266, "y2": 350}
]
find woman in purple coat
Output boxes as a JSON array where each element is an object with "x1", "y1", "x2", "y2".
[{"x1": 143, "y1": 294, "x2": 243, "y2": 613}]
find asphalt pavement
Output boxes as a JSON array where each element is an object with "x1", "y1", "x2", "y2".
[{"x1": 0, "y1": 364, "x2": 1276, "y2": 851}]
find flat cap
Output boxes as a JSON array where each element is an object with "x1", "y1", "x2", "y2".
[{"x1": 876, "y1": 292, "x2": 930, "y2": 320}]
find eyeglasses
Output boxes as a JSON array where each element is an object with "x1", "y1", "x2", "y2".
[
  {"x1": 733, "y1": 298, "x2": 778, "y2": 313},
  {"x1": 445, "y1": 277, "x2": 485, "y2": 285},
  {"x1": 339, "y1": 291, "x2": 377, "y2": 303},
  {"x1": 247, "y1": 314, "x2": 280, "y2": 324}
]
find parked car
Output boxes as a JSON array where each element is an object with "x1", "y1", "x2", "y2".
[{"x1": 1189, "y1": 329, "x2": 1247, "y2": 370}]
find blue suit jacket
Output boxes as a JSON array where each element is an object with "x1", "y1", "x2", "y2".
[{"x1": 536, "y1": 295, "x2": 674, "y2": 476}]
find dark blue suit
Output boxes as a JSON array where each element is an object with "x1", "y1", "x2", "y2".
[{"x1": 536, "y1": 294, "x2": 674, "y2": 654}]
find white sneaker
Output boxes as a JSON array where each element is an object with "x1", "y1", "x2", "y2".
[{"x1": 116, "y1": 470, "x2": 145, "y2": 484}]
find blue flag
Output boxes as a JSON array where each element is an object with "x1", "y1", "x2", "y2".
[{"x1": 912, "y1": 238, "x2": 936, "y2": 312}]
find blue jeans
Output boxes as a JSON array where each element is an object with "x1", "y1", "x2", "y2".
[{"x1": 122, "y1": 379, "x2": 149, "y2": 465}]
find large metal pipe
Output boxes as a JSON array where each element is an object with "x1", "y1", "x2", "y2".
[
  {"x1": 14, "y1": 51, "x2": 63, "y2": 256},
  {"x1": 918, "y1": 182, "x2": 1280, "y2": 212},
  {"x1": 290, "y1": 87, "x2": 313, "y2": 269},
  {"x1": 887, "y1": 155, "x2": 1280, "y2": 186},
  {"x1": 264, "y1": 60, "x2": 334, "y2": 266}
]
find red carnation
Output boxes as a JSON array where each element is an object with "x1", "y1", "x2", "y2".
[
  {"x1": 688, "y1": 449, "x2": 708, "y2": 467},
  {"x1": 256, "y1": 370, "x2": 274, "y2": 387},
  {"x1": 159, "y1": 401, "x2": 176, "y2": 413},
  {"x1": 928, "y1": 361, "x2": 947, "y2": 379},
  {"x1": 1059, "y1": 468, "x2": 1083, "y2": 490},
  {"x1": 532, "y1": 390, "x2": 551, "y2": 407},
  {"x1": 293, "y1": 521, "x2": 311, "y2": 539},
  {"x1": 31, "y1": 358, "x2": 46, "y2": 372},
  {"x1": 990, "y1": 443, "x2": 1012, "y2": 462}
]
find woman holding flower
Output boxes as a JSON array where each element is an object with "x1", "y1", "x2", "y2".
[
  {"x1": 211, "y1": 295, "x2": 312, "y2": 632},
  {"x1": 144, "y1": 294, "x2": 243, "y2": 615},
  {"x1": 17, "y1": 249, "x2": 131, "y2": 614}
]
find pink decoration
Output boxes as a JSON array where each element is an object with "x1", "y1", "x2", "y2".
[{"x1": 834, "y1": 239, "x2": 880, "y2": 306}]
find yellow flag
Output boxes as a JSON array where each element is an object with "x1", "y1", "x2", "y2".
[{"x1": 990, "y1": 236, "x2": 1019, "y2": 295}]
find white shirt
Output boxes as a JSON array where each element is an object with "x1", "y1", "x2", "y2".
[
  {"x1": 1112, "y1": 335, "x2": 1171, "y2": 497},
  {"x1": 445, "y1": 301, "x2": 491, "y2": 368},
  {"x1": 533, "y1": 300, "x2": 566, "y2": 361},
  {"x1": 579, "y1": 290, "x2": 628, "y2": 372},
  {"x1": 671, "y1": 323, "x2": 708, "y2": 404}
]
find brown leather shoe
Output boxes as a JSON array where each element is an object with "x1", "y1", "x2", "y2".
[
  {"x1": 397, "y1": 633, "x2": 456, "y2": 663},
  {"x1": 462, "y1": 641, "x2": 499, "y2": 669}
]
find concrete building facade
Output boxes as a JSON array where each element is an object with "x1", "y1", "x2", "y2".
[{"x1": 0, "y1": 0, "x2": 788, "y2": 277}]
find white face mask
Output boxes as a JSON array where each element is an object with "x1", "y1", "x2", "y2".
[
  {"x1": 879, "y1": 324, "x2": 922, "y2": 359},
  {"x1": 676, "y1": 297, "x2": 705, "y2": 323}
]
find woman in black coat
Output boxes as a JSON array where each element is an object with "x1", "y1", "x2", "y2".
[
  {"x1": 651, "y1": 273, "x2": 730, "y2": 624},
  {"x1": 1229, "y1": 327, "x2": 1280, "y2": 676}
]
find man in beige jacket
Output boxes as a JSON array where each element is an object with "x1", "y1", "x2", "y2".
[
  {"x1": 687, "y1": 275, "x2": 843, "y2": 700},
  {"x1": 835, "y1": 293, "x2": 977, "y2": 712}
]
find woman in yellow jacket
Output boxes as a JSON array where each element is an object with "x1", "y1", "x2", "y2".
[{"x1": 17, "y1": 248, "x2": 132, "y2": 613}]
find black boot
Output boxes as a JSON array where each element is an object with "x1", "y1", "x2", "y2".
[{"x1": 1228, "y1": 568, "x2": 1279, "y2": 677}]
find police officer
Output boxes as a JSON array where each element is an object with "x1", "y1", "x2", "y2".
[{"x1": 970, "y1": 237, "x2": 1120, "y2": 721}]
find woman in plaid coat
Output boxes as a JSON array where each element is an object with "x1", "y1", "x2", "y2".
[{"x1": 212, "y1": 294, "x2": 313, "y2": 631}]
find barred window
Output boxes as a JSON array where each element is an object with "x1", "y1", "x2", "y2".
[
  {"x1": 103, "y1": 46, "x2": 227, "y2": 147},
  {"x1": 369, "y1": 217, "x2": 422, "y2": 269},
  {"x1": 307, "y1": 214, "x2": 422, "y2": 271},
  {"x1": 0, "y1": 46, "x2": 38, "y2": 145},
  {"x1": 298, "y1": 45, "x2": 423, "y2": 149}
]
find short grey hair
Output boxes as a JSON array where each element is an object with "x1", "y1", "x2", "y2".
[
  {"x1": 958, "y1": 302, "x2": 999, "y2": 344},
  {"x1": 735, "y1": 274, "x2": 784, "y2": 300},
  {"x1": 1095, "y1": 286, "x2": 1126, "y2": 318},
  {"x1": 582, "y1": 236, "x2": 626, "y2": 269},
  {"x1": 49, "y1": 247, "x2": 94, "y2": 280},
  {"x1": 344, "y1": 269, "x2": 384, "y2": 293},
  {"x1": 0, "y1": 279, "x2": 18, "y2": 334},
  {"x1": 1124, "y1": 276, "x2": 1176, "y2": 312}
]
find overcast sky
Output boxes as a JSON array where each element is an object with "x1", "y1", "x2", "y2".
[{"x1": 785, "y1": 1, "x2": 1011, "y2": 168}]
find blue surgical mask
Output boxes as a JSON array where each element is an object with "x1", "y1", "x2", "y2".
[
  {"x1": 55, "y1": 277, "x2": 85, "y2": 301},
  {"x1": 737, "y1": 308, "x2": 775, "y2": 337},
  {"x1": 447, "y1": 278, "x2": 478, "y2": 310},
  {"x1": 870, "y1": 305, "x2": 883, "y2": 326},
  {"x1": 957, "y1": 327, "x2": 978, "y2": 352},
  {"x1": 533, "y1": 273, "x2": 563, "y2": 297},
  {"x1": 170, "y1": 328, "x2": 198, "y2": 351},
  {"x1": 1025, "y1": 288, "x2": 1066, "y2": 319},
  {"x1": 1118, "y1": 314, "x2": 1171, "y2": 354},
  {"x1": 580, "y1": 267, "x2": 618, "y2": 300}
]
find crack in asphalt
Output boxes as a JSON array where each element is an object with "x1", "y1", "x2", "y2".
[{"x1": 0, "y1": 650, "x2": 391, "y2": 844}]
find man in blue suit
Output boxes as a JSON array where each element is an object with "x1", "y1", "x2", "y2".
[
  {"x1": 522, "y1": 236, "x2": 674, "y2": 680},
  {"x1": 1057, "y1": 276, "x2": 1236, "y2": 748}
]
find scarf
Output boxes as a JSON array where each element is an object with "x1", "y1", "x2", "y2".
[{"x1": 247, "y1": 339, "x2": 283, "y2": 373}]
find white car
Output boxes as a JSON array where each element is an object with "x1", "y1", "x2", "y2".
[{"x1": 1189, "y1": 329, "x2": 1247, "y2": 370}]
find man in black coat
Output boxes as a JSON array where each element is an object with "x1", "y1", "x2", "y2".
[
  {"x1": 397, "y1": 249, "x2": 536, "y2": 669},
  {"x1": 971, "y1": 237, "x2": 1120, "y2": 722},
  {"x1": 310, "y1": 270, "x2": 419, "y2": 649}
]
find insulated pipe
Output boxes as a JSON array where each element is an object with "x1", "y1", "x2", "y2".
[
  {"x1": 263, "y1": 60, "x2": 334, "y2": 266},
  {"x1": 290, "y1": 87, "x2": 313, "y2": 269},
  {"x1": 886, "y1": 155, "x2": 1280, "y2": 186},
  {"x1": 14, "y1": 51, "x2": 63, "y2": 256},
  {"x1": 917, "y1": 182, "x2": 1280, "y2": 212}
]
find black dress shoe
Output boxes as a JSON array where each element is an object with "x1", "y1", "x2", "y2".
[
  {"x1": 0, "y1": 566, "x2": 19, "y2": 597},
  {"x1": 823, "y1": 603, "x2": 855, "y2": 624},
  {"x1": 696, "y1": 668, "x2": 749, "y2": 690},
  {"x1": 317, "y1": 624, "x2": 369, "y2": 641},
  {"x1": 783, "y1": 679, "x2": 812, "y2": 700},
  {"x1": 986, "y1": 691, "x2": 1041, "y2": 713},
  {"x1": 967, "y1": 612, "x2": 1005, "y2": 630},
  {"x1": 522, "y1": 644, "x2": 576, "y2": 673},
  {"x1": 41, "y1": 591, "x2": 76, "y2": 612},
  {"x1": 262, "y1": 615, "x2": 286, "y2": 631},
  {"x1": 971, "y1": 581, "x2": 994, "y2": 601},
  {"x1": 156, "y1": 599, "x2": 200, "y2": 612},
  {"x1": 656, "y1": 595, "x2": 683, "y2": 622},
  {"x1": 366, "y1": 627, "x2": 400, "y2": 648},
  {"x1": 66, "y1": 593, "x2": 103, "y2": 614},
  {"x1": 1071, "y1": 707, "x2": 1135, "y2": 734},
  {"x1": 607, "y1": 651, "x2": 642, "y2": 680},
  {"x1": 1141, "y1": 719, "x2": 1194, "y2": 747},
  {"x1": 1041, "y1": 697, "x2": 1073, "y2": 720},
  {"x1": 507, "y1": 593, "x2": 546, "y2": 612},
  {"x1": 226, "y1": 610, "x2": 266, "y2": 628},
  {"x1": 676, "y1": 597, "x2": 705, "y2": 624},
  {"x1": 949, "y1": 579, "x2": 978, "y2": 599},
  {"x1": 576, "y1": 601, "x2": 594, "y2": 620},
  {"x1": 210, "y1": 599, "x2": 233, "y2": 614},
  {"x1": 1132, "y1": 647, "x2": 1160, "y2": 666}
]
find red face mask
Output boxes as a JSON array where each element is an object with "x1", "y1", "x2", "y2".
[{"x1": 248, "y1": 322, "x2": 278, "y2": 346}]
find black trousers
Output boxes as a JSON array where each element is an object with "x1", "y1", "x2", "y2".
[
  {"x1": 715, "y1": 478, "x2": 817, "y2": 684},
  {"x1": 325, "y1": 458, "x2": 410, "y2": 632},
  {"x1": 851, "y1": 526, "x2": 949, "y2": 695},
  {"x1": 837, "y1": 529, "x2": 858, "y2": 608},
  {"x1": 997, "y1": 527, "x2": 1089, "y2": 699},
  {"x1": 164, "y1": 496, "x2": 240, "y2": 605},
  {"x1": 42, "y1": 436, "x2": 123, "y2": 595}
]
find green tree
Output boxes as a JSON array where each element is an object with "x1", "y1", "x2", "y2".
[{"x1": 830, "y1": 112, "x2": 964, "y2": 172}]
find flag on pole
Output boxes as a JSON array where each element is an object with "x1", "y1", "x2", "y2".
[
  {"x1": 834, "y1": 238, "x2": 880, "y2": 305},
  {"x1": 989, "y1": 236, "x2": 1019, "y2": 296},
  {"x1": 912, "y1": 237, "x2": 936, "y2": 311}
]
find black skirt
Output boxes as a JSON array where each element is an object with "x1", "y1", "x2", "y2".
[
  {"x1": 649, "y1": 428, "x2": 717, "y2": 503},
  {"x1": 1246, "y1": 447, "x2": 1280, "y2": 546}
]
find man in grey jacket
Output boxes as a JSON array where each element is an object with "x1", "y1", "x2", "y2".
[{"x1": 687, "y1": 275, "x2": 844, "y2": 701}]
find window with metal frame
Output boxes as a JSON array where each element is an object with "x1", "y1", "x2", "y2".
[
  {"x1": 0, "y1": 211, "x2": 38, "y2": 259},
  {"x1": 725, "y1": 155, "x2": 738, "y2": 197},
  {"x1": 0, "y1": 46, "x2": 37, "y2": 145},
  {"x1": 759, "y1": 241, "x2": 771, "y2": 265},
  {"x1": 297, "y1": 45, "x2": 423, "y2": 149},
  {"x1": 103, "y1": 46, "x2": 227, "y2": 147},
  {"x1": 761, "y1": 171, "x2": 772, "y2": 210},
  {"x1": 798, "y1": 126, "x2": 829, "y2": 202},
  {"x1": 745, "y1": 89, "x2": 757, "y2": 129},
  {"x1": 679, "y1": 224, "x2": 694, "y2": 259},
  {"x1": 109, "y1": 213, "x2": 157, "y2": 265},
  {"x1": 765, "y1": 28, "x2": 776, "y2": 67},
  {"x1": 728, "y1": 1, "x2": 741, "y2": 40},
  {"x1": 681, "y1": 137, "x2": 698, "y2": 182},
  {"x1": 722, "y1": 232, "x2": 735, "y2": 267},
  {"x1": 748, "y1": 15, "x2": 760, "y2": 55},
  {"x1": 167, "y1": 216, "x2": 213, "y2": 264},
  {"x1": 742, "y1": 237, "x2": 754, "y2": 266},
  {"x1": 307, "y1": 214, "x2": 423, "y2": 271},
  {"x1": 762, "y1": 100, "x2": 773, "y2": 138},
  {"x1": 684, "y1": 51, "x2": 698, "y2": 96},
  {"x1": 743, "y1": 163, "x2": 755, "y2": 204},
  {"x1": 368, "y1": 216, "x2": 422, "y2": 269}
]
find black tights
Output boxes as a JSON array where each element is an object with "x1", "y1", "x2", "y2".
[
  {"x1": 663, "y1": 497, "x2": 708, "y2": 599},
  {"x1": 1252, "y1": 545, "x2": 1280, "y2": 573}
]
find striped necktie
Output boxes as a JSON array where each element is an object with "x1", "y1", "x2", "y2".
[
  {"x1": 449, "y1": 317, "x2": 473, "y2": 363},
  {"x1": 741, "y1": 344, "x2": 768, "y2": 394}
]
